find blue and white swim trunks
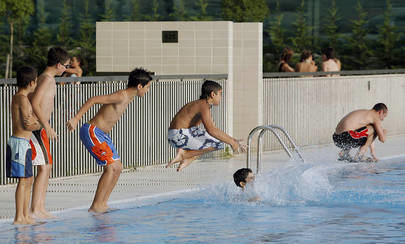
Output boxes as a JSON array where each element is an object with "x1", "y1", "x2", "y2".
[
  {"x1": 168, "y1": 127, "x2": 224, "y2": 150},
  {"x1": 6, "y1": 136, "x2": 33, "y2": 178}
]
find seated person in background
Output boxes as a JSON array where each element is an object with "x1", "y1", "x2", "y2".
[
  {"x1": 322, "y1": 47, "x2": 341, "y2": 76},
  {"x1": 278, "y1": 47, "x2": 295, "y2": 72},
  {"x1": 64, "y1": 56, "x2": 83, "y2": 77},
  {"x1": 295, "y1": 50, "x2": 317, "y2": 73},
  {"x1": 333, "y1": 103, "x2": 388, "y2": 162},
  {"x1": 233, "y1": 168, "x2": 259, "y2": 202},
  {"x1": 167, "y1": 80, "x2": 246, "y2": 171}
]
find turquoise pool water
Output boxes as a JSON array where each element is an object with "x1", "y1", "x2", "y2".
[{"x1": 1, "y1": 157, "x2": 405, "y2": 243}]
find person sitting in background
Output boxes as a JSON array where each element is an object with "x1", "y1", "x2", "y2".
[
  {"x1": 295, "y1": 50, "x2": 318, "y2": 73},
  {"x1": 64, "y1": 56, "x2": 83, "y2": 77},
  {"x1": 278, "y1": 48, "x2": 295, "y2": 72},
  {"x1": 322, "y1": 47, "x2": 341, "y2": 76}
]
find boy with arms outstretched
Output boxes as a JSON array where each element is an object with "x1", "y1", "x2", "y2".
[
  {"x1": 7, "y1": 66, "x2": 41, "y2": 224},
  {"x1": 67, "y1": 68, "x2": 153, "y2": 213},
  {"x1": 167, "y1": 80, "x2": 246, "y2": 171},
  {"x1": 30, "y1": 47, "x2": 70, "y2": 219}
]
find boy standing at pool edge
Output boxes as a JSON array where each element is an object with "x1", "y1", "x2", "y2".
[
  {"x1": 30, "y1": 47, "x2": 70, "y2": 219},
  {"x1": 7, "y1": 66, "x2": 41, "y2": 224},
  {"x1": 67, "y1": 68, "x2": 153, "y2": 213},
  {"x1": 167, "y1": 80, "x2": 246, "y2": 171}
]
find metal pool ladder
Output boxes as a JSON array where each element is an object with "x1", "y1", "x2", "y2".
[{"x1": 246, "y1": 125, "x2": 304, "y2": 174}]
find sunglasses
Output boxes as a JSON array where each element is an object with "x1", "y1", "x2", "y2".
[{"x1": 60, "y1": 63, "x2": 71, "y2": 69}]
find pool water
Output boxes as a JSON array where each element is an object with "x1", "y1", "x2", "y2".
[{"x1": 1, "y1": 157, "x2": 405, "y2": 243}]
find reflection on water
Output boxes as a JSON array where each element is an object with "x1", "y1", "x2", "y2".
[{"x1": 92, "y1": 214, "x2": 117, "y2": 243}]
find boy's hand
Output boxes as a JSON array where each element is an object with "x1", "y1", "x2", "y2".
[
  {"x1": 45, "y1": 126, "x2": 58, "y2": 140},
  {"x1": 238, "y1": 142, "x2": 247, "y2": 153},
  {"x1": 66, "y1": 118, "x2": 78, "y2": 131}
]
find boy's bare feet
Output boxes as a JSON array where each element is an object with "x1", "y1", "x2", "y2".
[
  {"x1": 177, "y1": 156, "x2": 197, "y2": 171},
  {"x1": 166, "y1": 149, "x2": 184, "y2": 168},
  {"x1": 88, "y1": 204, "x2": 108, "y2": 213}
]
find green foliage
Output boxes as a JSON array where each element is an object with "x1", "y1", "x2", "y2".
[
  {"x1": 323, "y1": 0, "x2": 341, "y2": 50},
  {"x1": 345, "y1": 0, "x2": 372, "y2": 70},
  {"x1": 57, "y1": 0, "x2": 72, "y2": 47},
  {"x1": 377, "y1": 0, "x2": 400, "y2": 68},
  {"x1": 290, "y1": 0, "x2": 312, "y2": 52},
  {"x1": 222, "y1": 0, "x2": 269, "y2": 22},
  {"x1": 170, "y1": 0, "x2": 187, "y2": 21},
  {"x1": 268, "y1": 1, "x2": 284, "y2": 60},
  {"x1": 0, "y1": 0, "x2": 34, "y2": 25},
  {"x1": 128, "y1": 0, "x2": 142, "y2": 21},
  {"x1": 101, "y1": 0, "x2": 115, "y2": 21},
  {"x1": 146, "y1": 0, "x2": 160, "y2": 21},
  {"x1": 76, "y1": 0, "x2": 96, "y2": 75},
  {"x1": 23, "y1": 25, "x2": 53, "y2": 72},
  {"x1": 190, "y1": 0, "x2": 211, "y2": 21}
]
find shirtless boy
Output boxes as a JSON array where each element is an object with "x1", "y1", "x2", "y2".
[
  {"x1": 167, "y1": 80, "x2": 246, "y2": 171},
  {"x1": 30, "y1": 47, "x2": 70, "y2": 219},
  {"x1": 7, "y1": 66, "x2": 41, "y2": 224},
  {"x1": 333, "y1": 103, "x2": 388, "y2": 162},
  {"x1": 66, "y1": 68, "x2": 153, "y2": 213}
]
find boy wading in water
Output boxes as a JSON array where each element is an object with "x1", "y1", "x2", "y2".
[
  {"x1": 167, "y1": 80, "x2": 246, "y2": 171},
  {"x1": 7, "y1": 66, "x2": 41, "y2": 224},
  {"x1": 67, "y1": 68, "x2": 153, "y2": 213},
  {"x1": 333, "y1": 103, "x2": 388, "y2": 162}
]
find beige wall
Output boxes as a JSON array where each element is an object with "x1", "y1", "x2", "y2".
[
  {"x1": 96, "y1": 21, "x2": 232, "y2": 74},
  {"x1": 263, "y1": 75, "x2": 405, "y2": 150},
  {"x1": 96, "y1": 21, "x2": 263, "y2": 139}
]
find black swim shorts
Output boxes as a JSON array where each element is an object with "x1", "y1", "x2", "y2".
[{"x1": 332, "y1": 126, "x2": 368, "y2": 150}]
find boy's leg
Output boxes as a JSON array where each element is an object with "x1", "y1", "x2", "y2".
[
  {"x1": 31, "y1": 164, "x2": 54, "y2": 219},
  {"x1": 14, "y1": 179, "x2": 26, "y2": 224},
  {"x1": 24, "y1": 177, "x2": 35, "y2": 224},
  {"x1": 89, "y1": 160, "x2": 122, "y2": 213},
  {"x1": 355, "y1": 125, "x2": 376, "y2": 161},
  {"x1": 168, "y1": 148, "x2": 216, "y2": 171}
]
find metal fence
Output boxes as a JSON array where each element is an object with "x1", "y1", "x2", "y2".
[
  {"x1": 0, "y1": 75, "x2": 228, "y2": 185},
  {"x1": 262, "y1": 73, "x2": 405, "y2": 152}
]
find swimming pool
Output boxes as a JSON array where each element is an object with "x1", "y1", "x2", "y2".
[{"x1": 1, "y1": 157, "x2": 405, "y2": 243}]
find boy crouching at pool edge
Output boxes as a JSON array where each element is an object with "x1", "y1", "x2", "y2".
[
  {"x1": 6, "y1": 66, "x2": 41, "y2": 224},
  {"x1": 66, "y1": 68, "x2": 153, "y2": 213},
  {"x1": 166, "y1": 80, "x2": 247, "y2": 171}
]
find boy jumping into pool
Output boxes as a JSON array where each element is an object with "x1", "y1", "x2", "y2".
[
  {"x1": 7, "y1": 66, "x2": 41, "y2": 224},
  {"x1": 66, "y1": 68, "x2": 153, "y2": 213},
  {"x1": 167, "y1": 80, "x2": 246, "y2": 171},
  {"x1": 333, "y1": 103, "x2": 388, "y2": 162}
]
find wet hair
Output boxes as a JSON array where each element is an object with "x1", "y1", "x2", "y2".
[
  {"x1": 300, "y1": 50, "x2": 312, "y2": 62},
  {"x1": 372, "y1": 103, "x2": 388, "y2": 112},
  {"x1": 280, "y1": 47, "x2": 293, "y2": 62},
  {"x1": 16, "y1": 66, "x2": 37, "y2": 88},
  {"x1": 200, "y1": 80, "x2": 222, "y2": 99},
  {"x1": 128, "y1": 67, "x2": 153, "y2": 88},
  {"x1": 233, "y1": 168, "x2": 252, "y2": 188},
  {"x1": 47, "y1": 47, "x2": 70, "y2": 66},
  {"x1": 323, "y1": 47, "x2": 335, "y2": 60}
]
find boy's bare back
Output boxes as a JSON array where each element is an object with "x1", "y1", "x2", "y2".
[
  {"x1": 88, "y1": 90, "x2": 134, "y2": 133},
  {"x1": 335, "y1": 109, "x2": 376, "y2": 134},
  {"x1": 169, "y1": 100, "x2": 209, "y2": 129}
]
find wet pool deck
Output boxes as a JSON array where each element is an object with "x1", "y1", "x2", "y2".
[{"x1": 1, "y1": 135, "x2": 405, "y2": 222}]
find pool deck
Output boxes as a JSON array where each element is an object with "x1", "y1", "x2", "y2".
[{"x1": 1, "y1": 135, "x2": 405, "y2": 221}]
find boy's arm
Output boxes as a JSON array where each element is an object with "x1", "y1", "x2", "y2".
[
  {"x1": 19, "y1": 97, "x2": 41, "y2": 131},
  {"x1": 67, "y1": 91, "x2": 124, "y2": 131},
  {"x1": 200, "y1": 104, "x2": 240, "y2": 152},
  {"x1": 373, "y1": 117, "x2": 386, "y2": 143},
  {"x1": 31, "y1": 77, "x2": 57, "y2": 139}
]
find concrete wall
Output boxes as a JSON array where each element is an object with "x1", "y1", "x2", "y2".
[{"x1": 263, "y1": 75, "x2": 405, "y2": 150}]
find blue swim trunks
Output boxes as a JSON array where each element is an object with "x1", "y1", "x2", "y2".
[
  {"x1": 6, "y1": 136, "x2": 33, "y2": 178},
  {"x1": 80, "y1": 123, "x2": 120, "y2": 166},
  {"x1": 168, "y1": 127, "x2": 224, "y2": 150}
]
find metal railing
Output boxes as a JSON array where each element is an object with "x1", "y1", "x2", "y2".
[
  {"x1": 247, "y1": 125, "x2": 304, "y2": 174},
  {"x1": 0, "y1": 74, "x2": 228, "y2": 185}
]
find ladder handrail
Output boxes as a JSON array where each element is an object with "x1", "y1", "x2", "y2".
[{"x1": 246, "y1": 125, "x2": 304, "y2": 174}]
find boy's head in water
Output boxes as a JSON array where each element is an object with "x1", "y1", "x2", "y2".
[{"x1": 233, "y1": 168, "x2": 254, "y2": 189}]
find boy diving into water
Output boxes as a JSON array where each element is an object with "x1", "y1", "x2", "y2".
[
  {"x1": 167, "y1": 80, "x2": 247, "y2": 171},
  {"x1": 333, "y1": 103, "x2": 388, "y2": 162}
]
